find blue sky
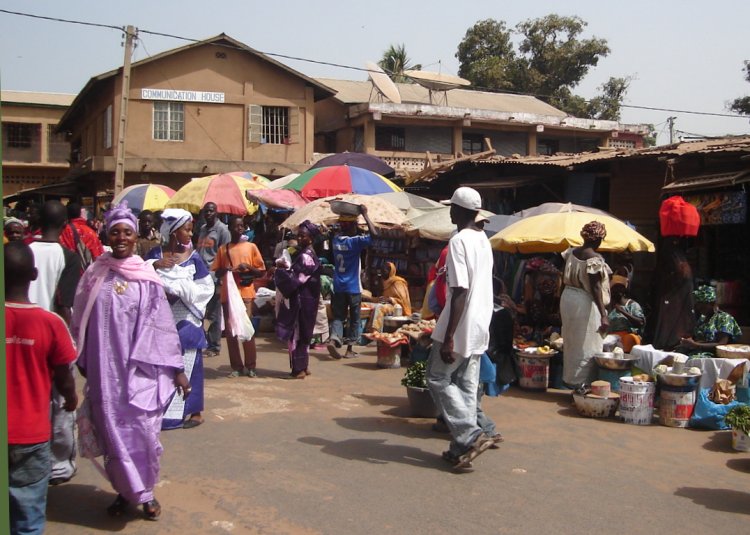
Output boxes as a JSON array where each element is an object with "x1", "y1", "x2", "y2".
[{"x1": 1, "y1": 0, "x2": 748, "y2": 145}]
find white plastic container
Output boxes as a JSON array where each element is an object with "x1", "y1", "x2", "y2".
[
  {"x1": 731, "y1": 429, "x2": 750, "y2": 452},
  {"x1": 619, "y1": 376, "x2": 655, "y2": 425}
]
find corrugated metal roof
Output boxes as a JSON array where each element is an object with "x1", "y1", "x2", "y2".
[
  {"x1": 662, "y1": 170, "x2": 750, "y2": 192},
  {"x1": 316, "y1": 78, "x2": 567, "y2": 117},
  {"x1": 1, "y1": 90, "x2": 76, "y2": 107}
]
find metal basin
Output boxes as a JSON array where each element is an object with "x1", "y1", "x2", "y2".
[
  {"x1": 594, "y1": 354, "x2": 639, "y2": 370},
  {"x1": 656, "y1": 372, "x2": 701, "y2": 387}
]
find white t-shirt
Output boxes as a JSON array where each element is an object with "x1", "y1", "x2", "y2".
[
  {"x1": 29, "y1": 241, "x2": 66, "y2": 311},
  {"x1": 432, "y1": 227, "x2": 494, "y2": 358}
]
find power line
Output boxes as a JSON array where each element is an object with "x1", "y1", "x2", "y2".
[{"x1": 3, "y1": 8, "x2": 750, "y2": 121}]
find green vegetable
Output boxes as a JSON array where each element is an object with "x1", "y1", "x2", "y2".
[
  {"x1": 725, "y1": 404, "x2": 750, "y2": 435},
  {"x1": 401, "y1": 360, "x2": 428, "y2": 389}
]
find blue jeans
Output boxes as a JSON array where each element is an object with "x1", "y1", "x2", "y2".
[
  {"x1": 9, "y1": 441, "x2": 50, "y2": 535},
  {"x1": 426, "y1": 342, "x2": 483, "y2": 456},
  {"x1": 330, "y1": 292, "x2": 362, "y2": 346}
]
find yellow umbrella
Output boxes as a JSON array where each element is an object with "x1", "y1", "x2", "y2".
[
  {"x1": 166, "y1": 173, "x2": 266, "y2": 215},
  {"x1": 489, "y1": 211, "x2": 655, "y2": 253},
  {"x1": 280, "y1": 194, "x2": 407, "y2": 230}
]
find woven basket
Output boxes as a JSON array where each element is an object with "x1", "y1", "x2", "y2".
[{"x1": 716, "y1": 344, "x2": 750, "y2": 359}]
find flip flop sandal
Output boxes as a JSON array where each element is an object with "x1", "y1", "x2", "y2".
[
  {"x1": 183, "y1": 418, "x2": 203, "y2": 429},
  {"x1": 454, "y1": 434, "x2": 493, "y2": 470},
  {"x1": 327, "y1": 344, "x2": 342, "y2": 360},
  {"x1": 107, "y1": 494, "x2": 129, "y2": 516},
  {"x1": 343, "y1": 351, "x2": 360, "y2": 359},
  {"x1": 442, "y1": 451, "x2": 472, "y2": 469},
  {"x1": 227, "y1": 370, "x2": 241, "y2": 378},
  {"x1": 143, "y1": 499, "x2": 161, "y2": 521}
]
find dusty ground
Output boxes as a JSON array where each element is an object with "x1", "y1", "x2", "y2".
[{"x1": 47, "y1": 334, "x2": 750, "y2": 534}]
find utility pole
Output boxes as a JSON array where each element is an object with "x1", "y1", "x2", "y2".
[
  {"x1": 667, "y1": 116, "x2": 677, "y2": 145},
  {"x1": 114, "y1": 25, "x2": 137, "y2": 196}
]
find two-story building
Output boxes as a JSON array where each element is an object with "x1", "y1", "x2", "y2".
[
  {"x1": 1, "y1": 91, "x2": 74, "y2": 197},
  {"x1": 55, "y1": 33, "x2": 335, "y2": 200}
]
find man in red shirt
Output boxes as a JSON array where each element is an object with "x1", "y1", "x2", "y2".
[
  {"x1": 5, "y1": 241, "x2": 78, "y2": 535},
  {"x1": 59, "y1": 202, "x2": 104, "y2": 270}
]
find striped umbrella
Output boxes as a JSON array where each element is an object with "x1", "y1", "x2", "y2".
[
  {"x1": 112, "y1": 184, "x2": 176, "y2": 213},
  {"x1": 166, "y1": 173, "x2": 267, "y2": 215},
  {"x1": 282, "y1": 165, "x2": 401, "y2": 200}
]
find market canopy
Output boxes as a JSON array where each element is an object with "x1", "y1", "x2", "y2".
[
  {"x1": 245, "y1": 188, "x2": 308, "y2": 211},
  {"x1": 280, "y1": 193, "x2": 407, "y2": 230},
  {"x1": 514, "y1": 202, "x2": 613, "y2": 219},
  {"x1": 112, "y1": 183, "x2": 175, "y2": 213},
  {"x1": 373, "y1": 191, "x2": 443, "y2": 212},
  {"x1": 489, "y1": 211, "x2": 655, "y2": 253},
  {"x1": 405, "y1": 206, "x2": 495, "y2": 242},
  {"x1": 309, "y1": 152, "x2": 395, "y2": 178}
]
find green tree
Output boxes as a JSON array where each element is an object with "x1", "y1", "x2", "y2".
[
  {"x1": 456, "y1": 14, "x2": 625, "y2": 119},
  {"x1": 378, "y1": 44, "x2": 421, "y2": 83},
  {"x1": 729, "y1": 60, "x2": 750, "y2": 115}
]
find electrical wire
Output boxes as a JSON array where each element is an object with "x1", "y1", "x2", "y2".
[{"x1": 3, "y1": 8, "x2": 749, "y2": 121}]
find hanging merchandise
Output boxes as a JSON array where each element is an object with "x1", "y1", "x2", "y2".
[
  {"x1": 684, "y1": 191, "x2": 748, "y2": 226},
  {"x1": 659, "y1": 195, "x2": 700, "y2": 237}
]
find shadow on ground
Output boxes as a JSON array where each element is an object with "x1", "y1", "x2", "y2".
[
  {"x1": 674, "y1": 487, "x2": 750, "y2": 515},
  {"x1": 726, "y1": 458, "x2": 750, "y2": 473},
  {"x1": 334, "y1": 416, "x2": 440, "y2": 440},
  {"x1": 299, "y1": 436, "x2": 457, "y2": 472},
  {"x1": 47, "y1": 483, "x2": 130, "y2": 531},
  {"x1": 701, "y1": 430, "x2": 734, "y2": 453}
]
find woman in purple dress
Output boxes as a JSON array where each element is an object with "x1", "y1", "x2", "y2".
[
  {"x1": 274, "y1": 220, "x2": 323, "y2": 379},
  {"x1": 71, "y1": 202, "x2": 189, "y2": 520},
  {"x1": 146, "y1": 208, "x2": 214, "y2": 430}
]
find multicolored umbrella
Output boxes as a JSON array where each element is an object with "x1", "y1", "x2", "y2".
[
  {"x1": 282, "y1": 165, "x2": 401, "y2": 200},
  {"x1": 309, "y1": 152, "x2": 396, "y2": 178},
  {"x1": 112, "y1": 184, "x2": 176, "y2": 212},
  {"x1": 280, "y1": 194, "x2": 407, "y2": 230},
  {"x1": 227, "y1": 170, "x2": 272, "y2": 186},
  {"x1": 166, "y1": 173, "x2": 267, "y2": 215},
  {"x1": 245, "y1": 189, "x2": 308, "y2": 210}
]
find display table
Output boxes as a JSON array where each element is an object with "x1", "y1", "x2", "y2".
[
  {"x1": 629, "y1": 345, "x2": 687, "y2": 373},
  {"x1": 685, "y1": 357, "x2": 749, "y2": 389}
]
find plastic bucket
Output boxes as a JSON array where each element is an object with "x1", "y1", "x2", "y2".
[
  {"x1": 376, "y1": 342, "x2": 401, "y2": 369},
  {"x1": 659, "y1": 384, "x2": 697, "y2": 428},
  {"x1": 619, "y1": 377, "x2": 655, "y2": 425},
  {"x1": 517, "y1": 354, "x2": 550, "y2": 391},
  {"x1": 731, "y1": 429, "x2": 750, "y2": 452}
]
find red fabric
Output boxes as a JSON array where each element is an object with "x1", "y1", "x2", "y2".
[
  {"x1": 6, "y1": 303, "x2": 77, "y2": 444},
  {"x1": 60, "y1": 218, "x2": 105, "y2": 259},
  {"x1": 659, "y1": 196, "x2": 700, "y2": 237},
  {"x1": 434, "y1": 246, "x2": 449, "y2": 309}
]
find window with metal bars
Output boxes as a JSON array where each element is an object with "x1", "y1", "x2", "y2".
[
  {"x1": 248, "y1": 105, "x2": 290, "y2": 144},
  {"x1": 47, "y1": 125, "x2": 70, "y2": 162},
  {"x1": 2, "y1": 122, "x2": 41, "y2": 162},
  {"x1": 153, "y1": 101, "x2": 184, "y2": 141},
  {"x1": 375, "y1": 126, "x2": 405, "y2": 151}
]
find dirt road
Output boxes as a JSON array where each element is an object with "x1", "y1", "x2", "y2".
[{"x1": 46, "y1": 335, "x2": 750, "y2": 534}]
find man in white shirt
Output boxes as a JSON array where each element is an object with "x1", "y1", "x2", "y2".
[{"x1": 427, "y1": 187, "x2": 495, "y2": 469}]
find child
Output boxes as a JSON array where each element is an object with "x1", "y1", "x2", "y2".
[{"x1": 5, "y1": 242, "x2": 78, "y2": 534}]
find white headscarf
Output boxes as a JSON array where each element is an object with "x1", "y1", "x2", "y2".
[{"x1": 159, "y1": 208, "x2": 193, "y2": 241}]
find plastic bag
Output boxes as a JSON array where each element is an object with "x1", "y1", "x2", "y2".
[
  {"x1": 76, "y1": 389, "x2": 102, "y2": 459},
  {"x1": 689, "y1": 388, "x2": 745, "y2": 430},
  {"x1": 225, "y1": 271, "x2": 255, "y2": 342}
]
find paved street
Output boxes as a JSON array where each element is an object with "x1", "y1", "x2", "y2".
[{"x1": 47, "y1": 334, "x2": 749, "y2": 534}]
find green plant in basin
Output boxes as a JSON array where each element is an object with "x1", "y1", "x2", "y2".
[
  {"x1": 725, "y1": 404, "x2": 750, "y2": 435},
  {"x1": 401, "y1": 360, "x2": 428, "y2": 389}
]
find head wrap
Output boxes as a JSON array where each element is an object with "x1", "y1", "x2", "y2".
[
  {"x1": 298, "y1": 219, "x2": 320, "y2": 238},
  {"x1": 611, "y1": 274, "x2": 629, "y2": 288},
  {"x1": 693, "y1": 285, "x2": 717, "y2": 304},
  {"x1": 338, "y1": 214, "x2": 359, "y2": 223},
  {"x1": 525, "y1": 257, "x2": 560, "y2": 275},
  {"x1": 4, "y1": 217, "x2": 24, "y2": 229},
  {"x1": 105, "y1": 201, "x2": 137, "y2": 232},
  {"x1": 580, "y1": 221, "x2": 607, "y2": 242},
  {"x1": 159, "y1": 208, "x2": 193, "y2": 239}
]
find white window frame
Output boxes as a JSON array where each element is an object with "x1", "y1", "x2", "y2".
[
  {"x1": 103, "y1": 104, "x2": 113, "y2": 149},
  {"x1": 152, "y1": 101, "x2": 184, "y2": 141}
]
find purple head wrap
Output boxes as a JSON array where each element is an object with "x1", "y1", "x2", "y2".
[
  {"x1": 298, "y1": 219, "x2": 320, "y2": 238},
  {"x1": 105, "y1": 201, "x2": 138, "y2": 232}
]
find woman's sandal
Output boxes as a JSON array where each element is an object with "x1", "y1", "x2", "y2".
[
  {"x1": 183, "y1": 417, "x2": 203, "y2": 429},
  {"x1": 142, "y1": 499, "x2": 161, "y2": 521},
  {"x1": 107, "y1": 494, "x2": 129, "y2": 516}
]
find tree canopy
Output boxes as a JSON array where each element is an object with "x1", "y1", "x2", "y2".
[
  {"x1": 456, "y1": 15, "x2": 627, "y2": 120},
  {"x1": 378, "y1": 44, "x2": 421, "y2": 83},
  {"x1": 729, "y1": 61, "x2": 750, "y2": 115}
]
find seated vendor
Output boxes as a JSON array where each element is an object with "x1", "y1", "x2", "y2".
[
  {"x1": 367, "y1": 262, "x2": 412, "y2": 332},
  {"x1": 607, "y1": 283, "x2": 645, "y2": 352},
  {"x1": 518, "y1": 259, "x2": 561, "y2": 343},
  {"x1": 678, "y1": 285, "x2": 742, "y2": 356}
]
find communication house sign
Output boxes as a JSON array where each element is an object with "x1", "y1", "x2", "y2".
[{"x1": 141, "y1": 88, "x2": 225, "y2": 103}]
